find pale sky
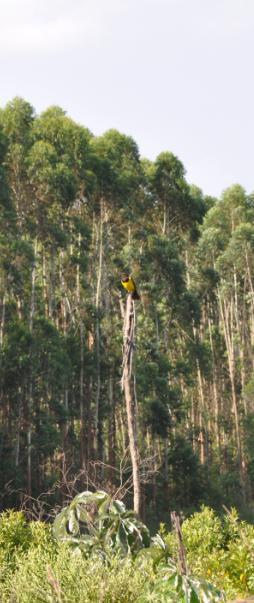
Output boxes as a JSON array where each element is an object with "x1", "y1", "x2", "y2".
[{"x1": 1, "y1": 0, "x2": 254, "y2": 198}]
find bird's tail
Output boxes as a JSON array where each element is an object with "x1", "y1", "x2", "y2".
[{"x1": 132, "y1": 290, "x2": 140, "y2": 300}]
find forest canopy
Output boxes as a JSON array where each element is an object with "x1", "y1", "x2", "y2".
[{"x1": 0, "y1": 97, "x2": 254, "y2": 523}]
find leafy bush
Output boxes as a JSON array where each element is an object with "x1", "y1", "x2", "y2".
[
  {"x1": 182, "y1": 506, "x2": 224, "y2": 560},
  {"x1": 137, "y1": 531, "x2": 225, "y2": 602},
  {"x1": 29, "y1": 520, "x2": 54, "y2": 550},
  {"x1": 53, "y1": 490, "x2": 150, "y2": 556},
  {"x1": 2, "y1": 503, "x2": 251, "y2": 602},
  {"x1": 0, "y1": 510, "x2": 31, "y2": 560},
  {"x1": 0, "y1": 509, "x2": 32, "y2": 588},
  {"x1": 178, "y1": 506, "x2": 254, "y2": 599},
  {"x1": 136, "y1": 566, "x2": 225, "y2": 603},
  {"x1": 5, "y1": 544, "x2": 153, "y2": 603}
]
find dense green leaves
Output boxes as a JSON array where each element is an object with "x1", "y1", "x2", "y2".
[
  {"x1": 53, "y1": 490, "x2": 150, "y2": 556},
  {"x1": 1, "y1": 96, "x2": 254, "y2": 526}
]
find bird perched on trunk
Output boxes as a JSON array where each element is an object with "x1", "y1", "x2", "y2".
[{"x1": 121, "y1": 274, "x2": 140, "y2": 300}]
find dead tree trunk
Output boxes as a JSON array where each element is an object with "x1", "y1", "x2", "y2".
[
  {"x1": 171, "y1": 511, "x2": 187, "y2": 576},
  {"x1": 121, "y1": 293, "x2": 141, "y2": 516}
]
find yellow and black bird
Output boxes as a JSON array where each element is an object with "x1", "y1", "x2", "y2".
[{"x1": 121, "y1": 274, "x2": 140, "y2": 300}]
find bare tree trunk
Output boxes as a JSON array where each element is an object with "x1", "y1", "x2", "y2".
[
  {"x1": 196, "y1": 360, "x2": 206, "y2": 465},
  {"x1": 59, "y1": 249, "x2": 67, "y2": 335},
  {"x1": 95, "y1": 202, "x2": 103, "y2": 456},
  {"x1": 122, "y1": 293, "x2": 141, "y2": 516},
  {"x1": 15, "y1": 387, "x2": 22, "y2": 467},
  {"x1": 193, "y1": 320, "x2": 207, "y2": 464},
  {"x1": 208, "y1": 317, "x2": 221, "y2": 457},
  {"x1": 0, "y1": 293, "x2": 6, "y2": 347},
  {"x1": 108, "y1": 370, "x2": 116, "y2": 486},
  {"x1": 80, "y1": 322, "x2": 85, "y2": 468},
  {"x1": 171, "y1": 511, "x2": 187, "y2": 576},
  {"x1": 233, "y1": 267, "x2": 246, "y2": 406},
  {"x1": 48, "y1": 245, "x2": 55, "y2": 322},
  {"x1": 218, "y1": 290, "x2": 245, "y2": 498},
  {"x1": 27, "y1": 238, "x2": 37, "y2": 498},
  {"x1": 245, "y1": 249, "x2": 254, "y2": 369},
  {"x1": 162, "y1": 199, "x2": 169, "y2": 235},
  {"x1": 42, "y1": 251, "x2": 48, "y2": 318}
]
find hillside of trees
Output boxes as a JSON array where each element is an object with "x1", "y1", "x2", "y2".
[{"x1": 1, "y1": 97, "x2": 254, "y2": 525}]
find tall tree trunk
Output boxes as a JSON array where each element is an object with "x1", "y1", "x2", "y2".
[
  {"x1": 80, "y1": 322, "x2": 85, "y2": 468},
  {"x1": 27, "y1": 238, "x2": 37, "y2": 498},
  {"x1": 122, "y1": 293, "x2": 141, "y2": 516},
  {"x1": 108, "y1": 370, "x2": 116, "y2": 485},
  {"x1": 0, "y1": 293, "x2": 6, "y2": 348},
  {"x1": 48, "y1": 245, "x2": 55, "y2": 322},
  {"x1": 208, "y1": 317, "x2": 221, "y2": 458},
  {"x1": 42, "y1": 251, "x2": 48, "y2": 318},
  {"x1": 245, "y1": 249, "x2": 254, "y2": 369},
  {"x1": 15, "y1": 387, "x2": 22, "y2": 467},
  {"x1": 233, "y1": 267, "x2": 246, "y2": 406},
  {"x1": 95, "y1": 201, "x2": 103, "y2": 457},
  {"x1": 218, "y1": 290, "x2": 245, "y2": 498},
  {"x1": 196, "y1": 360, "x2": 206, "y2": 465}
]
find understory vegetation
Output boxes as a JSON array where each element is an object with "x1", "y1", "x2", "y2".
[{"x1": 1, "y1": 503, "x2": 254, "y2": 602}]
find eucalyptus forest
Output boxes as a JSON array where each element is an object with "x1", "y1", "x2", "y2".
[{"x1": 1, "y1": 96, "x2": 254, "y2": 529}]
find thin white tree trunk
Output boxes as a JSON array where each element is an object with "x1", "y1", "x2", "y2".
[
  {"x1": 218, "y1": 289, "x2": 245, "y2": 496},
  {"x1": 122, "y1": 294, "x2": 141, "y2": 516},
  {"x1": 0, "y1": 293, "x2": 6, "y2": 347},
  {"x1": 95, "y1": 202, "x2": 103, "y2": 453},
  {"x1": 208, "y1": 317, "x2": 220, "y2": 455},
  {"x1": 28, "y1": 238, "x2": 37, "y2": 498}
]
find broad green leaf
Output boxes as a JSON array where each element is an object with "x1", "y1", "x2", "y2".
[
  {"x1": 68, "y1": 509, "x2": 79, "y2": 536},
  {"x1": 110, "y1": 500, "x2": 126, "y2": 514}
]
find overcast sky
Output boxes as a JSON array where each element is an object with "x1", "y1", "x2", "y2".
[{"x1": 1, "y1": 0, "x2": 254, "y2": 197}]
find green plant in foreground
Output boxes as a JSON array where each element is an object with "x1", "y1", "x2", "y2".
[
  {"x1": 0, "y1": 509, "x2": 32, "y2": 588},
  {"x1": 53, "y1": 490, "x2": 150, "y2": 556},
  {"x1": 6, "y1": 544, "x2": 152, "y2": 603},
  {"x1": 136, "y1": 567, "x2": 225, "y2": 603},
  {"x1": 137, "y1": 531, "x2": 225, "y2": 602},
  {"x1": 52, "y1": 493, "x2": 226, "y2": 602},
  {"x1": 178, "y1": 506, "x2": 254, "y2": 599},
  {"x1": 0, "y1": 502, "x2": 228, "y2": 602}
]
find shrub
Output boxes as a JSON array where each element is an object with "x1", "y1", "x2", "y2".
[
  {"x1": 0, "y1": 510, "x2": 31, "y2": 561},
  {"x1": 29, "y1": 520, "x2": 55, "y2": 550},
  {"x1": 6, "y1": 544, "x2": 153, "y2": 603},
  {"x1": 53, "y1": 490, "x2": 150, "y2": 557},
  {"x1": 179, "y1": 506, "x2": 254, "y2": 599},
  {"x1": 0, "y1": 509, "x2": 32, "y2": 589}
]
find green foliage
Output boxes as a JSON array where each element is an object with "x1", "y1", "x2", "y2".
[
  {"x1": 0, "y1": 97, "x2": 35, "y2": 147},
  {"x1": 177, "y1": 506, "x2": 254, "y2": 599},
  {"x1": 2, "y1": 95, "x2": 254, "y2": 549},
  {"x1": 0, "y1": 512, "x2": 54, "y2": 576},
  {"x1": 0, "y1": 506, "x2": 227, "y2": 603},
  {"x1": 182, "y1": 507, "x2": 224, "y2": 557},
  {"x1": 53, "y1": 490, "x2": 150, "y2": 557},
  {"x1": 136, "y1": 567, "x2": 225, "y2": 603},
  {"x1": 0, "y1": 510, "x2": 31, "y2": 562},
  {"x1": 5, "y1": 506, "x2": 254, "y2": 602},
  {"x1": 167, "y1": 438, "x2": 207, "y2": 511},
  {"x1": 2, "y1": 544, "x2": 152, "y2": 603}
]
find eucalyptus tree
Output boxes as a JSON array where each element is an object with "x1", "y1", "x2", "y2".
[
  {"x1": 0, "y1": 124, "x2": 14, "y2": 346},
  {"x1": 196, "y1": 185, "x2": 253, "y2": 498},
  {"x1": 150, "y1": 152, "x2": 205, "y2": 237},
  {"x1": 0, "y1": 98, "x2": 35, "y2": 232},
  {"x1": 134, "y1": 229, "x2": 203, "y2": 511},
  {"x1": 26, "y1": 107, "x2": 94, "y2": 479},
  {"x1": 88, "y1": 129, "x2": 144, "y2": 470}
]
